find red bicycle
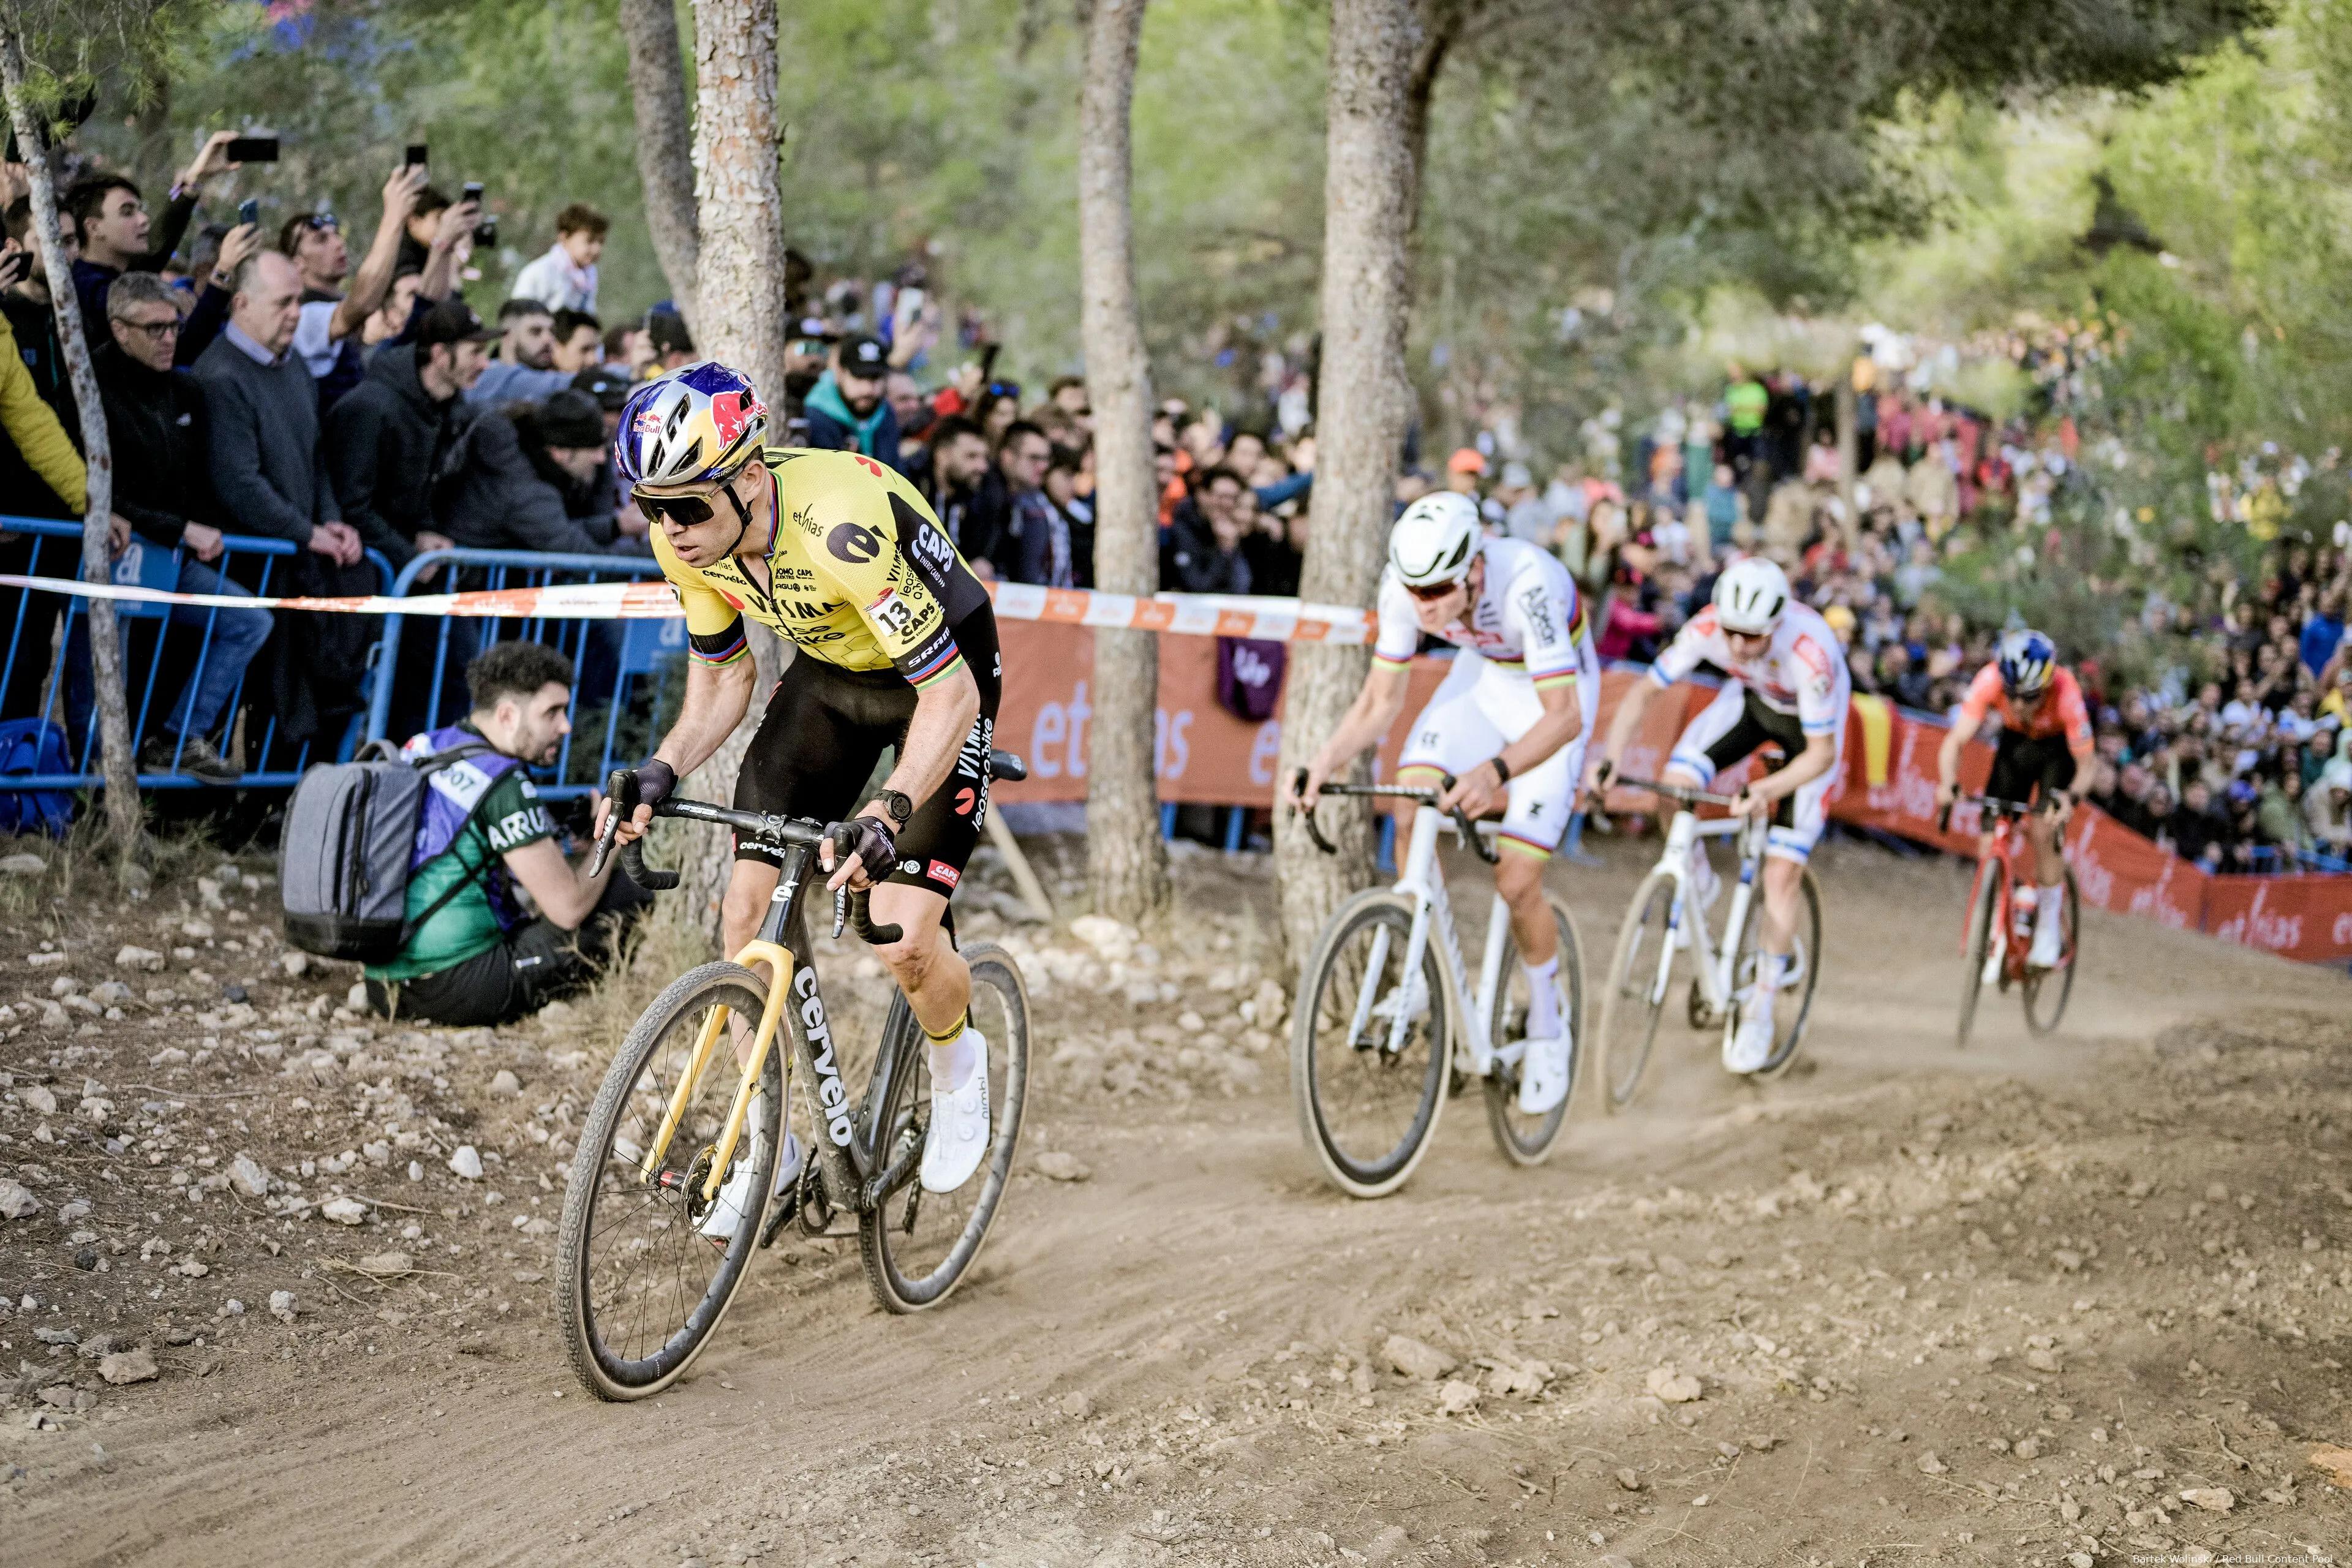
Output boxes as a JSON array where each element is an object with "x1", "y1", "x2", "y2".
[{"x1": 1947, "y1": 794, "x2": 2079, "y2": 1049}]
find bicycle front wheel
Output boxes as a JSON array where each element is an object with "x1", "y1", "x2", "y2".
[
  {"x1": 2020, "y1": 867, "x2": 2079, "y2": 1037},
  {"x1": 859, "y1": 941, "x2": 1030, "y2": 1313},
  {"x1": 1483, "y1": 895, "x2": 1585, "y2": 1165},
  {"x1": 555, "y1": 961, "x2": 784, "y2": 1401},
  {"x1": 1595, "y1": 869, "x2": 1680, "y2": 1112},
  {"x1": 1292, "y1": 889, "x2": 1452, "y2": 1199},
  {"x1": 1956, "y1": 859, "x2": 2002, "y2": 1050}
]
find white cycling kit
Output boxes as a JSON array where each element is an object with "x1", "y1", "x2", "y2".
[
  {"x1": 1649, "y1": 601, "x2": 1850, "y2": 864},
  {"x1": 1373, "y1": 537, "x2": 1600, "y2": 858}
]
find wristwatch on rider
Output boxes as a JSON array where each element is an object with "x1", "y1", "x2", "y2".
[{"x1": 874, "y1": 788, "x2": 914, "y2": 829}]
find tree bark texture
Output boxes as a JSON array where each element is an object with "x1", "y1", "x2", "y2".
[
  {"x1": 0, "y1": 25, "x2": 140, "y2": 864},
  {"x1": 678, "y1": 0, "x2": 791, "y2": 941},
  {"x1": 1075, "y1": 0, "x2": 1167, "y2": 925},
  {"x1": 1272, "y1": 0, "x2": 1430, "y2": 974},
  {"x1": 620, "y1": 0, "x2": 701, "y2": 333}
]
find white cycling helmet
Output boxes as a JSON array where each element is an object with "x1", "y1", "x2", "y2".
[
  {"x1": 1389, "y1": 492, "x2": 1482, "y2": 588},
  {"x1": 1711, "y1": 556, "x2": 1790, "y2": 636}
]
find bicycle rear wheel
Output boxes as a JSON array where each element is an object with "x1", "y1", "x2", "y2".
[
  {"x1": 1956, "y1": 860, "x2": 2002, "y2": 1050},
  {"x1": 1483, "y1": 895, "x2": 1584, "y2": 1164},
  {"x1": 1595, "y1": 869, "x2": 1680, "y2": 1112},
  {"x1": 2020, "y1": 867, "x2": 2079, "y2": 1037},
  {"x1": 1292, "y1": 889, "x2": 1452, "y2": 1198},
  {"x1": 1731, "y1": 867, "x2": 1821, "y2": 1077},
  {"x1": 555, "y1": 961, "x2": 783, "y2": 1401},
  {"x1": 859, "y1": 942, "x2": 1030, "y2": 1312}
]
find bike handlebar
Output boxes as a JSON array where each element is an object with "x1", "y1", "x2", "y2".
[
  {"x1": 1936, "y1": 793, "x2": 2048, "y2": 834},
  {"x1": 1608, "y1": 774, "x2": 1740, "y2": 810},
  {"x1": 1288, "y1": 771, "x2": 1499, "y2": 865},
  {"x1": 588, "y1": 769, "x2": 902, "y2": 944}
]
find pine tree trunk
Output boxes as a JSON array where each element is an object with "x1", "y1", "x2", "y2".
[
  {"x1": 677, "y1": 0, "x2": 791, "y2": 942},
  {"x1": 1076, "y1": 0, "x2": 1167, "y2": 927},
  {"x1": 620, "y1": 0, "x2": 701, "y2": 333},
  {"x1": 0, "y1": 27, "x2": 141, "y2": 872},
  {"x1": 1270, "y1": 0, "x2": 1430, "y2": 972}
]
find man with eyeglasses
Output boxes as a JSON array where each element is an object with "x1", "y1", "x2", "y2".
[
  {"x1": 86, "y1": 272, "x2": 272, "y2": 783},
  {"x1": 1287, "y1": 491, "x2": 1601, "y2": 1115},
  {"x1": 599, "y1": 362, "x2": 1004, "y2": 1224}
]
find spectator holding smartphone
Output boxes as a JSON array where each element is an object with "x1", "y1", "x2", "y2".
[
  {"x1": 279, "y1": 162, "x2": 432, "y2": 412},
  {"x1": 510, "y1": 203, "x2": 607, "y2": 313},
  {"x1": 65, "y1": 129, "x2": 244, "y2": 344}
]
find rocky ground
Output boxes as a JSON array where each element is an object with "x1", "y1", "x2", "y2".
[{"x1": 2, "y1": 827, "x2": 2350, "y2": 1567}]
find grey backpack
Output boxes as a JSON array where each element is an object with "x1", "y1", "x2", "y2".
[{"x1": 279, "y1": 741, "x2": 492, "y2": 962}]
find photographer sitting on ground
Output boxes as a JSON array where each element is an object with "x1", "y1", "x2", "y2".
[{"x1": 363, "y1": 641, "x2": 650, "y2": 1027}]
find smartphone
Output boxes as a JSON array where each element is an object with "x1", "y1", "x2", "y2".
[
  {"x1": 225, "y1": 135, "x2": 279, "y2": 164},
  {"x1": 237, "y1": 198, "x2": 258, "y2": 227},
  {"x1": 405, "y1": 143, "x2": 427, "y2": 168},
  {"x1": 460, "y1": 181, "x2": 483, "y2": 202}
]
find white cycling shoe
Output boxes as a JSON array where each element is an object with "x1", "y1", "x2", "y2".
[
  {"x1": 2028, "y1": 914, "x2": 2065, "y2": 970},
  {"x1": 920, "y1": 1028, "x2": 992, "y2": 1194},
  {"x1": 695, "y1": 1093, "x2": 804, "y2": 1240},
  {"x1": 1517, "y1": 1027, "x2": 1573, "y2": 1114},
  {"x1": 1724, "y1": 1008, "x2": 1776, "y2": 1075}
]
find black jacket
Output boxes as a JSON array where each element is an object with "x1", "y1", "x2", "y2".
[
  {"x1": 433, "y1": 407, "x2": 628, "y2": 557},
  {"x1": 325, "y1": 344, "x2": 475, "y2": 570},
  {"x1": 93, "y1": 341, "x2": 213, "y2": 546}
]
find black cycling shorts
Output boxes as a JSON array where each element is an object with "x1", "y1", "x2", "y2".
[
  {"x1": 732, "y1": 606, "x2": 1001, "y2": 900},
  {"x1": 1986, "y1": 728, "x2": 2077, "y2": 807},
  {"x1": 1686, "y1": 688, "x2": 1812, "y2": 833}
]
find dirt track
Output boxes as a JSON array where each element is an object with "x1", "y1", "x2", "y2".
[{"x1": 6, "y1": 831, "x2": 2352, "y2": 1567}]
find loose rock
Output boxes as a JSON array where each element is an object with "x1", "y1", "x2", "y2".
[
  {"x1": 1645, "y1": 1365, "x2": 1703, "y2": 1403},
  {"x1": 449, "y1": 1145, "x2": 485, "y2": 1181},
  {"x1": 115, "y1": 945, "x2": 165, "y2": 974},
  {"x1": 0, "y1": 852, "x2": 47, "y2": 876},
  {"x1": 269, "y1": 1291, "x2": 297, "y2": 1322},
  {"x1": 1434, "y1": 1379, "x2": 1482, "y2": 1415},
  {"x1": 1917, "y1": 1452, "x2": 1949, "y2": 1476},
  {"x1": 319, "y1": 1197, "x2": 368, "y2": 1226},
  {"x1": 355, "y1": 1251, "x2": 413, "y2": 1277},
  {"x1": 97, "y1": 1349, "x2": 158, "y2": 1386},
  {"x1": 0, "y1": 1180, "x2": 39, "y2": 1219},
  {"x1": 1034, "y1": 1151, "x2": 1092, "y2": 1182},
  {"x1": 2178, "y1": 1487, "x2": 2234, "y2": 1512},
  {"x1": 227, "y1": 1155, "x2": 271, "y2": 1199},
  {"x1": 1059, "y1": 1391, "x2": 1093, "y2": 1420},
  {"x1": 488, "y1": 1069, "x2": 522, "y2": 1097},
  {"x1": 1380, "y1": 1334, "x2": 1457, "y2": 1382}
]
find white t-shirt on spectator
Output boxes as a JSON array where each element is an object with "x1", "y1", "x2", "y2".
[{"x1": 290, "y1": 300, "x2": 342, "y2": 379}]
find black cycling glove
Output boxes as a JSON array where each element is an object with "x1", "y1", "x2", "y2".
[
  {"x1": 826, "y1": 815, "x2": 899, "y2": 884},
  {"x1": 633, "y1": 758, "x2": 676, "y2": 810}
]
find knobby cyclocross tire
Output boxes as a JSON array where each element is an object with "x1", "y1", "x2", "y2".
[
  {"x1": 1292, "y1": 889, "x2": 1453, "y2": 1199},
  {"x1": 1733, "y1": 866, "x2": 1822, "y2": 1077},
  {"x1": 2020, "y1": 867, "x2": 2080, "y2": 1038},
  {"x1": 1483, "y1": 895, "x2": 1585, "y2": 1165},
  {"x1": 1595, "y1": 869, "x2": 1681, "y2": 1113},
  {"x1": 556, "y1": 961, "x2": 784, "y2": 1401},
  {"x1": 858, "y1": 942, "x2": 1030, "y2": 1313},
  {"x1": 1956, "y1": 858, "x2": 2003, "y2": 1050}
]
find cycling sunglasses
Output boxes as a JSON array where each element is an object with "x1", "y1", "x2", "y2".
[
  {"x1": 1403, "y1": 577, "x2": 1468, "y2": 603},
  {"x1": 636, "y1": 479, "x2": 752, "y2": 529}
]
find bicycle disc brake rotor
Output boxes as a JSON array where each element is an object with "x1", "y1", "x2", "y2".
[{"x1": 675, "y1": 1144, "x2": 720, "y2": 1227}]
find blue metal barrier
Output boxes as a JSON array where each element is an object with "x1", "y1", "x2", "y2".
[
  {"x1": 361, "y1": 546, "x2": 669, "y2": 801},
  {"x1": 0, "y1": 515, "x2": 392, "y2": 790}
]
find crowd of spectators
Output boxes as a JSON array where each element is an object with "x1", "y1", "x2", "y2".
[
  {"x1": 1, "y1": 144, "x2": 2340, "y2": 880},
  {"x1": 0, "y1": 141, "x2": 657, "y2": 780}
]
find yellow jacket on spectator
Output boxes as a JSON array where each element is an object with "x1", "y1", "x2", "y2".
[{"x1": 0, "y1": 309, "x2": 86, "y2": 515}]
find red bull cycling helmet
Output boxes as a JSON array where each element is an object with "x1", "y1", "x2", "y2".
[{"x1": 614, "y1": 361, "x2": 769, "y2": 488}]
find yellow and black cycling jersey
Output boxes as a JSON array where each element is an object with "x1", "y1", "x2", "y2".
[{"x1": 650, "y1": 447, "x2": 991, "y2": 692}]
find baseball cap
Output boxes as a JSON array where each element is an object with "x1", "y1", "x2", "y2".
[
  {"x1": 416, "y1": 298, "x2": 498, "y2": 349},
  {"x1": 837, "y1": 333, "x2": 890, "y2": 382},
  {"x1": 571, "y1": 364, "x2": 633, "y2": 412},
  {"x1": 1447, "y1": 447, "x2": 1488, "y2": 477}
]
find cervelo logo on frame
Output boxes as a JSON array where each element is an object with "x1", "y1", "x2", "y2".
[{"x1": 793, "y1": 969, "x2": 856, "y2": 1146}]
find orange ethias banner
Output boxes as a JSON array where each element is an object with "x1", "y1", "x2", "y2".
[{"x1": 989, "y1": 622, "x2": 2352, "y2": 963}]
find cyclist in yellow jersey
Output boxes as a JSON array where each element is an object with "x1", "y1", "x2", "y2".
[{"x1": 598, "y1": 363, "x2": 999, "y2": 1224}]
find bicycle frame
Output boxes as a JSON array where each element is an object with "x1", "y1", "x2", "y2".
[
  {"x1": 1650, "y1": 807, "x2": 1772, "y2": 1022},
  {"x1": 1365, "y1": 805, "x2": 1517, "y2": 1077},
  {"x1": 629, "y1": 802, "x2": 922, "y2": 1220}
]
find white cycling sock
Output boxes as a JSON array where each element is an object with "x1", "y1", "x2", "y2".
[
  {"x1": 1755, "y1": 951, "x2": 1789, "y2": 1000},
  {"x1": 1522, "y1": 955, "x2": 1562, "y2": 1038},
  {"x1": 925, "y1": 1014, "x2": 978, "y2": 1090},
  {"x1": 2035, "y1": 884, "x2": 2063, "y2": 930}
]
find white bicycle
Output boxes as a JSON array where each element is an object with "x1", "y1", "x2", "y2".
[
  {"x1": 1592, "y1": 775, "x2": 1821, "y2": 1108},
  {"x1": 1289, "y1": 775, "x2": 1586, "y2": 1198}
]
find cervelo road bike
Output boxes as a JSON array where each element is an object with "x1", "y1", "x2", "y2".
[
  {"x1": 1592, "y1": 777, "x2": 1822, "y2": 1108},
  {"x1": 1289, "y1": 774, "x2": 1587, "y2": 1198},
  {"x1": 1947, "y1": 793, "x2": 2079, "y2": 1049},
  {"x1": 553, "y1": 759, "x2": 1031, "y2": 1401}
]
